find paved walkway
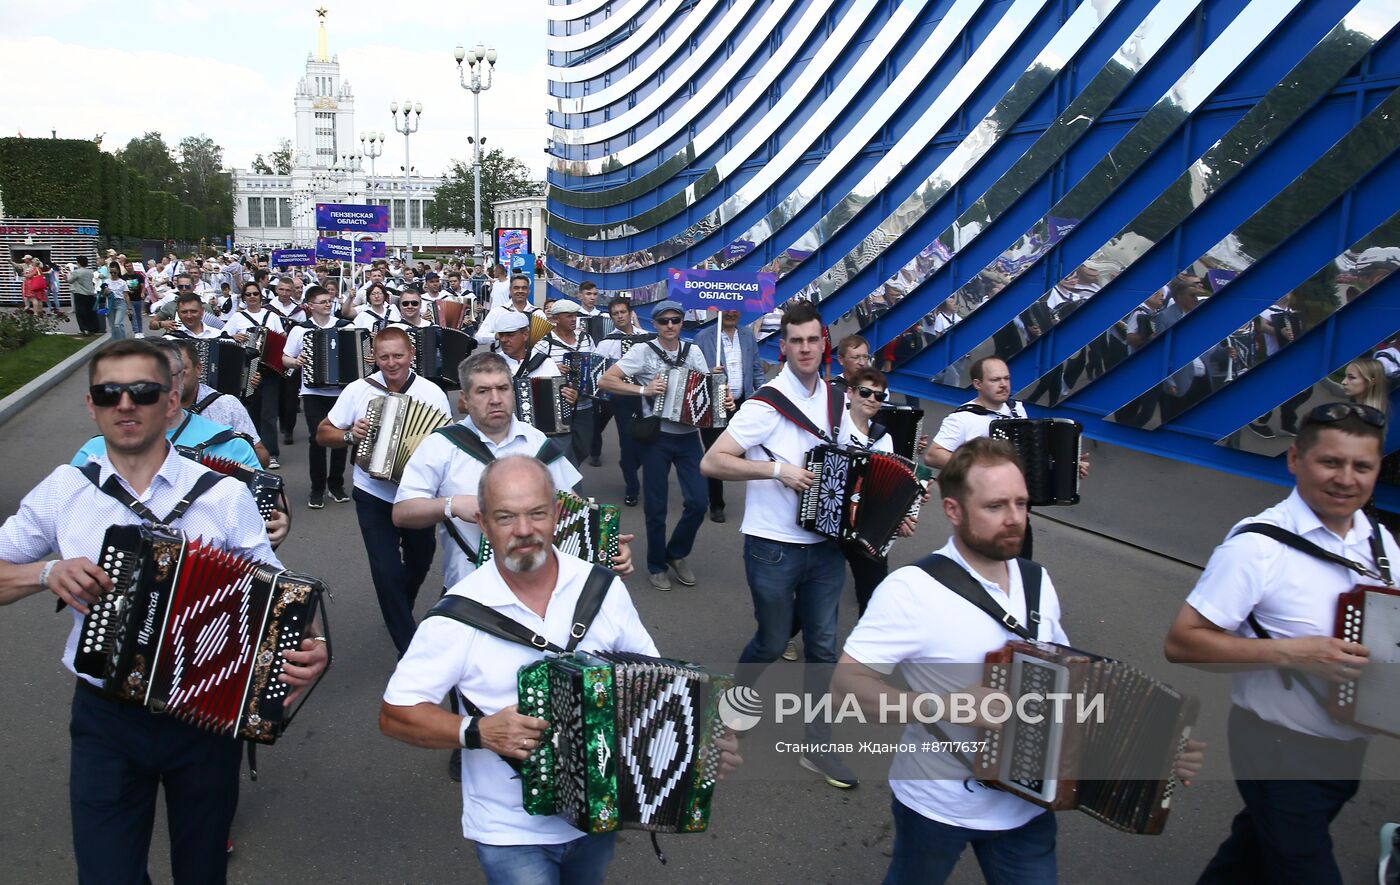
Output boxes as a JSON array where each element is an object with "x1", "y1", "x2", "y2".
[{"x1": 0, "y1": 362, "x2": 1394, "y2": 883}]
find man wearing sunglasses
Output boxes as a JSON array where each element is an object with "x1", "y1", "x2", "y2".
[
  {"x1": 393, "y1": 292, "x2": 433, "y2": 329},
  {"x1": 1166, "y1": 402, "x2": 1398, "y2": 884},
  {"x1": 475, "y1": 274, "x2": 541, "y2": 345},
  {"x1": 602, "y1": 299, "x2": 721, "y2": 591},
  {"x1": 0, "y1": 338, "x2": 323, "y2": 883}
]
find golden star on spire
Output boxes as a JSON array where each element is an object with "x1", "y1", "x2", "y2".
[{"x1": 316, "y1": 6, "x2": 328, "y2": 17}]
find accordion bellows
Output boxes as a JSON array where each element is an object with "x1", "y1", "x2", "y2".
[
  {"x1": 175, "y1": 445, "x2": 283, "y2": 519},
  {"x1": 519, "y1": 652, "x2": 732, "y2": 834},
  {"x1": 476, "y1": 491, "x2": 620, "y2": 567},
  {"x1": 798, "y1": 445, "x2": 923, "y2": 556},
  {"x1": 195, "y1": 339, "x2": 253, "y2": 398},
  {"x1": 356, "y1": 393, "x2": 452, "y2": 483},
  {"x1": 975, "y1": 639, "x2": 1197, "y2": 835},
  {"x1": 75, "y1": 524, "x2": 329, "y2": 744}
]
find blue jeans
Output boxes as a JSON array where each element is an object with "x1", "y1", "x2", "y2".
[
  {"x1": 352, "y1": 488, "x2": 437, "y2": 656},
  {"x1": 738, "y1": 535, "x2": 845, "y2": 740},
  {"x1": 884, "y1": 797, "x2": 1057, "y2": 885},
  {"x1": 474, "y1": 832, "x2": 616, "y2": 885},
  {"x1": 107, "y1": 295, "x2": 131, "y2": 340},
  {"x1": 70, "y1": 682, "x2": 241, "y2": 885},
  {"x1": 640, "y1": 430, "x2": 708, "y2": 574}
]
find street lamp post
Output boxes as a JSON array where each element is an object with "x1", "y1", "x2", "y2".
[
  {"x1": 391, "y1": 101, "x2": 422, "y2": 259},
  {"x1": 454, "y1": 43, "x2": 498, "y2": 267}
]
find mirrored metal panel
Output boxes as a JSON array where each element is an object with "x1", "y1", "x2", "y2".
[
  {"x1": 548, "y1": 0, "x2": 658, "y2": 52},
  {"x1": 551, "y1": 0, "x2": 736, "y2": 115},
  {"x1": 1045, "y1": 90, "x2": 1400, "y2": 425},
  {"x1": 1120, "y1": 205, "x2": 1400, "y2": 445},
  {"x1": 549, "y1": 0, "x2": 857, "y2": 207},
  {"x1": 986, "y1": 5, "x2": 1400, "y2": 407},
  {"x1": 882, "y1": 0, "x2": 1355, "y2": 377},
  {"x1": 548, "y1": 0, "x2": 689, "y2": 83},
  {"x1": 550, "y1": 0, "x2": 616, "y2": 24},
  {"x1": 546, "y1": 0, "x2": 1037, "y2": 279}
]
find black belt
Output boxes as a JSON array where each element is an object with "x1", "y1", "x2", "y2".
[{"x1": 749, "y1": 534, "x2": 838, "y2": 550}]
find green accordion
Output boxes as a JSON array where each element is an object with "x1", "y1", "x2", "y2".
[
  {"x1": 477, "y1": 491, "x2": 620, "y2": 567},
  {"x1": 518, "y1": 652, "x2": 733, "y2": 834}
]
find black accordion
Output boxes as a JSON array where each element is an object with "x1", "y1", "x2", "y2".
[
  {"x1": 302, "y1": 327, "x2": 371, "y2": 388},
  {"x1": 194, "y1": 339, "x2": 253, "y2": 398},
  {"x1": 1331, "y1": 584, "x2": 1400, "y2": 737},
  {"x1": 559, "y1": 352, "x2": 614, "y2": 399},
  {"x1": 476, "y1": 491, "x2": 620, "y2": 567},
  {"x1": 75, "y1": 524, "x2": 331, "y2": 744},
  {"x1": 354, "y1": 393, "x2": 453, "y2": 483},
  {"x1": 407, "y1": 326, "x2": 477, "y2": 388},
  {"x1": 175, "y1": 445, "x2": 284, "y2": 519},
  {"x1": 656, "y1": 369, "x2": 728, "y2": 428},
  {"x1": 876, "y1": 404, "x2": 925, "y2": 461},
  {"x1": 516, "y1": 375, "x2": 573, "y2": 435},
  {"x1": 798, "y1": 445, "x2": 923, "y2": 556},
  {"x1": 580, "y1": 315, "x2": 613, "y2": 344},
  {"x1": 989, "y1": 417, "x2": 1082, "y2": 506},
  {"x1": 518, "y1": 652, "x2": 732, "y2": 834},
  {"x1": 975, "y1": 640, "x2": 1197, "y2": 835}
]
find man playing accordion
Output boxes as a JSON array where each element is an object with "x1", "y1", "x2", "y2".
[
  {"x1": 0, "y1": 339, "x2": 327, "y2": 884},
  {"x1": 380, "y1": 456, "x2": 738, "y2": 884},
  {"x1": 1166, "y1": 403, "x2": 1398, "y2": 884}
]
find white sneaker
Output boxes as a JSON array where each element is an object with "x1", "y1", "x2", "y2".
[{"x1": 782, "y1": 639, "x2": 799, "y2": 661}]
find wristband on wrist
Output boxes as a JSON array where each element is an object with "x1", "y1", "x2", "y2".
[
  {"x1": 771, "y1": 463, "x2": 782, "y2": 481},
  {"x1": 38, "y1": 560, "x2": 58, "y2": 591},
  {"x1": 444, "y1": 496, "x2": 454, "y2": 521}
]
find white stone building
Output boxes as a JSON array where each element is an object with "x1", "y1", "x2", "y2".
[{"x1": 230, "y1": 12, "x2": 471, "y2": 252}]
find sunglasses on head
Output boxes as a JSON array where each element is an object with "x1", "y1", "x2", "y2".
[
  {"x1": 1309, "y1": 401, "x2": 1386, "y2": 428},
  {"x1": 855, "y1": 386, "x2": 888, "y2": 402},
  {"x1": 90, "y1": 381, "x2": 169, "y2": 407},
  {"x1": 654, "y1": 315, "x2": 683, "y2": 326}
]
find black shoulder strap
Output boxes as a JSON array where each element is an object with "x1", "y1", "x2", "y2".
[
  {"x1": 79, "y1": 460, "x2": 228, "y2": 525},
  {"x1": 191, "y1": 391, "x2": 223, "y2": 415},
  {"x1": 516, "y1": 353, "x2": 548, "y2": 379},
  {"x1": 750, "y1": 384, "x2": 839, "y2": 443},
  {"x1": 912, "y1": 554, "x2": 1043, "y2": 641},
  {"x1": 536, "y1": 439, "x2": 566, "y2": 464},
  {"x1": 433, "y1": 424, "x2": 495, "y2": 465},
  {"x1": 425, "y1": 564, "x2": 613, "y2": 654},
  {"x1": 954, "y1": 403, "x2": 996, "y2": 416},
  {"x1": 1232, "y1": 522, "x2": 1392, "y2": 585}
]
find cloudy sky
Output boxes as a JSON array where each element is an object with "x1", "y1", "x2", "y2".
[{"x1": 1, "y1": 0, "x2": 552, "y2": 177}]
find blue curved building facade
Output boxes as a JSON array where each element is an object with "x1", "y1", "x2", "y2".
[{"x1": 545, "y1": 0, "x2": 1400, "y2": 508}]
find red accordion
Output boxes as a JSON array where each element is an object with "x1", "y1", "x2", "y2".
[
  {"x1": 75, "y1": 524, "x2": 330, "y2": 744},
  {"x1": 1331, "y1": 584, "x2": 1400, "y2": 737},
  {"x1": 798, "y1": 444, "x2": 923, "y2": 556}
]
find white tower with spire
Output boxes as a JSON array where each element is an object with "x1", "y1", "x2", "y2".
[{"x1": 293, "y1": 7, "x2": 355, "y2": 169}]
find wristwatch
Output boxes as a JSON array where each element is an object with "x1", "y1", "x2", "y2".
[
  {"x1": 343, "y1": 429, "x2": 355, "y2": 447},
  {"x1": 460, "y1": 716, "x2": 481, "y2": 750}
]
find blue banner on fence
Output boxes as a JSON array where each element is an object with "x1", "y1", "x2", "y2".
[
  {"x1": 666, "y1": 268, "x2": 776, "y2": 320},
  {"x1": 315, "y1": 203, "x2": 389, "y2": 233},
  {"x1": 271, "y1": 248, "x2": 316, "y2": 267}
]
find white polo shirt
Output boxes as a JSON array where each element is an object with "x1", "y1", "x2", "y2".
[
  {"x1": 839, "y1": 410, "x2": 894, "y2": 453},
  {"x1": 394, "y1": 416, "x2": 582, "y2": 589},
  {"x1": 931, "y1": 399, "x2": 1023, "y2": 453},
  {"x1": 725, "y1": 365, "x2": 839, "y2": 544},
  {"x1": 1186, "y1": 489, "x2": 1399, "y2": 740},
  {"x1": 326, "y1": 372, "x2": 452, "y2": 502},
  {"x1": 844, "y1": 538, "x2": 1067, "y2": 830},
  {"x1": 382, "y1": 552, "x2": 658, "y2": 845}
]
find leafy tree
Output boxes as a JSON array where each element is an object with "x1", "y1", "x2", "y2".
[
  {"x1": 427, "y1": 149, "x2": 542, "y2": 233},
  {"x1": 250, "y1": 139, "x2": 294, "y2": 176},
  {"x1": 116, "y1": 132, "x2": 180, "y2": 194},
  {"x1": 250, "y1": 155, "x2": 274, "y2": 174}
]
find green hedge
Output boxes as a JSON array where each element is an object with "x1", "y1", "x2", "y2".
[{"x1": 0, "y1": 137, "x2": 222, "y2": 241}]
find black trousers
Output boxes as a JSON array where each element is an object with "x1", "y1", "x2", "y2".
[
  {"x1": 1198, "y1": 706, "x2": 1366, "y2": 885},
  {"x1": 590, "y1": 399, "x2": 613, "y2": 459},
  {"x1": 243, "y1": 377, "x2": 282, "y2": 457},
  {"x1": 74, "y1": 292, "x2": 102, "y2": 334},
  {"x1": 279, "y1": 372, "x2": 301, "y2": 438},
  {"x1": 70, "y1": 681, "x2": 241, "y2": 885},
  {"x1": 353, "y1": 489, "x2": 437, "y2": 657},
  {"x1": 565, "y1": 405, "x2": 596, "y2": 468},
  {"x1": 700, "y1": 395, "x2": 745, "y2": 510},
  {"x1": 839, "y1": 539, "x2": 889, "y2": 617},
  {"x1": 302, "y1": 394, "x2": 347, "y2": 495}
]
